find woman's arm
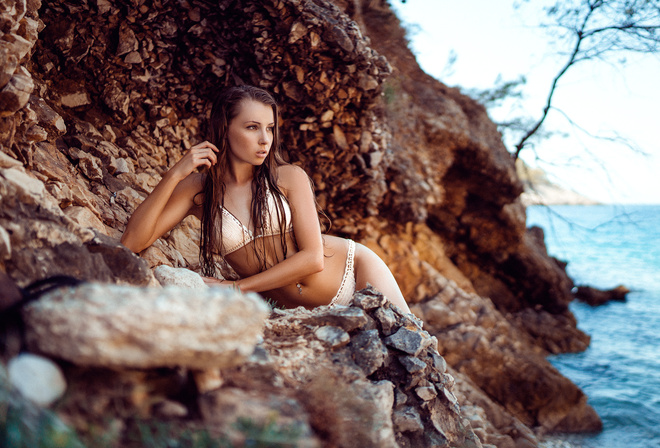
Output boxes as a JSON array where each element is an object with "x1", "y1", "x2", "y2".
[
  {"x1": 230, "y1": 164, "x2": 325, "y2": 292},
  {"x1": 120, "y1": 142, "x2": 218, "y2": 253}
]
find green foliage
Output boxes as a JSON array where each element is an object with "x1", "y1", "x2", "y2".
[
  {"x1": 262, "y1": 297, "x2": 286, "y2": 310},
  {"x1": 0, "y1": 401, "x2": 84, "y2": 448},
  {"x1": 124, "y1": 416, "x2": 303, "y2": 448},
  {"x1": 464, "y1": 75, "x2": 526, "y2": 109},
  {"x1": 2, "y1": 393, "x2": 303, "y2": 448},
  {"x1": 128, "y1": 421, "x2": 230, "y2": 448},
  {"x1": 382, "y1": 77, "x2": 406, "y2": 111},
  {"x1": 235, "y1": 416, "x2": 303, "y2": 447},
  {"x1": 383, "y1": 82, "x2": 398, "y2": 106}
]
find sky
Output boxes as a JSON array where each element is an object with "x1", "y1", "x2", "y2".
[{"x1": 389, "y1": 0, "x2": 660, "y2": 204}]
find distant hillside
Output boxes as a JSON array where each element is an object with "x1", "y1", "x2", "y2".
[{"x1": 516, "y1": 159, "x2": 599, "y2": 206}]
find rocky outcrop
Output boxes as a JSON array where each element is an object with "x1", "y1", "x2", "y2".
[
  {"x1": 0, "y1": 0, "x2": 603, "y2": 445},
  {"x1": 574, "y1": 284, "x2": 629, "y2": 306},
  {"x1": 23, "y1": 283, "x2": 269, "y2": 369},
  {"x1": 411, "y1": 275, "x2": 600, "y2": 437},
  {"x1": 349, "y1": 0, "x2": 583, "y2": 331},
  {"x1": 250, "y1": 289, "x2": 482, "y2": 447},
  {"x1": 12, "y1": 286, "x2": 485, "y2": 447}
]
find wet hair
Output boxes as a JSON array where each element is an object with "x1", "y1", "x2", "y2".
[{"x1": 199, "y1": 85, "x2": 291, "y2": 276}]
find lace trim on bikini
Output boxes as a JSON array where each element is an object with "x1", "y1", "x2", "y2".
[
  {"x1": 221, "y1": 207, "x2": 292, "y2": 256},
  {"x1": 330, "y1": 240, "x2": 355, "y2": 306}
]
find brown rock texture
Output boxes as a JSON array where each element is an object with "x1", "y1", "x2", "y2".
[
  {"x1": 574, "y1": 284, "x2": 629, "y2": 306},
  {"x1": 0, "y1": 0, "x2": 603, "y2": 445},
  {"x1": 45, "y1": 288, "x2": 483, "y2": 448}
]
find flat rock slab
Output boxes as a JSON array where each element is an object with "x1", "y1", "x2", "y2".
[
  {"x1": 23, "y1": 283, "x2": 270, "y2": 369},
  {"x1": 153, "y1": 265, "x2": 208, "y2": 289}
]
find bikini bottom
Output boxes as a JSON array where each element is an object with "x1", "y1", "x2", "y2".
[{"x1": 329, "y1": 239, "x2": 356, "y2": 307}]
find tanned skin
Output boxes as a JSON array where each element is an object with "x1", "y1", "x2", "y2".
[{"x1": 121, "y1": 99, "x2": 410, "y2": 312}]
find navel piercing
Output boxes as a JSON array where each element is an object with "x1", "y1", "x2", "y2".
[{"x1": 296, "y1": 282, "x2": 303, "y2": 295}]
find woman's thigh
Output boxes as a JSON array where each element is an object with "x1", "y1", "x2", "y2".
[{"x1": 354, "y1": 243, "x2": 409, "y2": 312}]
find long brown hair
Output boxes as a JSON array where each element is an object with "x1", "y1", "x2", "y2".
[{"x1": 199, "y1": 85, "x2": 291, "y2": 276}]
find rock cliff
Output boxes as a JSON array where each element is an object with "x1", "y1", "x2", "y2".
[{"x1": 0, "y1": 0, "x2": 602, "y2": 446}]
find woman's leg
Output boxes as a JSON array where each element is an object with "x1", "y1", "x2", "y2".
[{"x1": 354, "y1": 242, "x2": 411, "y2": 314}]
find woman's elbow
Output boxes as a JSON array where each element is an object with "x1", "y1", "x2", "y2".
[{"x1": 310, "y1": 252, "x2": 324, "y2": 274}]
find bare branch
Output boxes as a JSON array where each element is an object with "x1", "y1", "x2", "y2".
[{"x1": 512, "y1": 0, "x2": 660, "y2": 159}]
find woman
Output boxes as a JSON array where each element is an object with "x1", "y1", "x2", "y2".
[{"x1": 121, "y1": 85, "x2": 410, "y2": 313}]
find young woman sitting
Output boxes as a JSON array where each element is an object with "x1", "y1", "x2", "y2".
[{"x1": 121, "y1": 85, "x2": 410, "y2": 313}]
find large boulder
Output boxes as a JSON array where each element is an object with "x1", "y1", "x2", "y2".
[
  {"x1": 23, "y1": 283, "x2": 270, "y2": 369},
  {"x1": 412, "y1": 275, "x2": 602, "y2": 434}
]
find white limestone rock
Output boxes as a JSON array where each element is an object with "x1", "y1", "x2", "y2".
[
  {"x1": 154, "y1": 265, "x2": 208, "y2": 289},
  {"x1": 8, "y1": 353, "x2": 67, "y2": 407},
  {"x1": 23, "y1": 283, "x2": 270, "y2": 369}
]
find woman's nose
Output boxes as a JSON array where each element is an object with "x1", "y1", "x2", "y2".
[{"x1": 259, "y1": 130, "x2": 270, "y2": 145}]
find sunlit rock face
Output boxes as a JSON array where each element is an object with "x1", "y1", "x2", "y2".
[{"x1": 0, "y1": 0, "x2": 602, "y2": 445}]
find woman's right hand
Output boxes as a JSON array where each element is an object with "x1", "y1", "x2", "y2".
[
  {"x1": 121, "y1": 141, "x2": 219, "y2": 253},
  {"x1": 171, "y1": 141, "x2": 219, "y2": 179}
]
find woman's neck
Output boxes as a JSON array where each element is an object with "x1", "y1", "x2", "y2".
[{"x1": 226, "y1": 162, "x2": 255, "y2": 186}]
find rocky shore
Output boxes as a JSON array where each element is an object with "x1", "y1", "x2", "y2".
[{"x1": 1, "y1": 0, "x2": 603, "y2": 446}]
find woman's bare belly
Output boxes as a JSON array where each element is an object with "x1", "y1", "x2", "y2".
[{"x1": 225, "y1": 235, "x2": 349, "y2": 309}]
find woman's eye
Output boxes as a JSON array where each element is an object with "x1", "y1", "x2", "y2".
[
  {"x1": 267, "y1": 127, "x2": 274, "y2": 133},
  {"x1": 247, "y1": 125, "x2": 257, "y2": 130}
]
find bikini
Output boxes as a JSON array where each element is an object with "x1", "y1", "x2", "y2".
[
  {"x1": 219, "y1": 189, "x2": 293, "y2": 257},
  {"x1": 328, "y1": 239, "x2": 356, "y2": 307},
  {"x1": 219, "y1": 189, "x2": 356, "y2": 306}
]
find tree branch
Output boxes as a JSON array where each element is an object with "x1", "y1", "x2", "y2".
[{"x1": 513, "y1": 4, "x2": 598, "y2": 159}]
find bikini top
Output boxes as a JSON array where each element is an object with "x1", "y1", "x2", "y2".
[{"x1": 219, "y1": 189, "x2": 293, "y2": 256}]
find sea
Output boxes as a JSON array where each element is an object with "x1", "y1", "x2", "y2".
[{"x1": 526, "y1": 204, "x2": 660, "y2": 448}]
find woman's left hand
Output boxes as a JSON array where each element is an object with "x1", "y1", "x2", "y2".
[{"x1": 202, "y1": 277, "x2": 234, "y2": 288}]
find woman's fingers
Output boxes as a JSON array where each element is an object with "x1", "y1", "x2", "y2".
[
  {"x1": 201, "y1": 277, "x2": 233, "y2": 288},
  {"x1": 202, "y1": 276, "x2": 221, "y2": 285},
  {"x1": 192, "y1": 149, "x2": 216, "y2": 166},
  {"x1": 186, "y1": 142, "x2": 219, "y2": 169},
  {"x1": 191, "y1": 141, "x2": 219, "y2": 153}
]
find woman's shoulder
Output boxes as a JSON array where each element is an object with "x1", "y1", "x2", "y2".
[
  {"x1": 176, "y1": 172, "x2": 204, "y2": 215},
  {"x1": 178, "y1": 172, "x2": 205, "y2": 193},
  {"x1": 276, "y1": 164, "x2": 311, "y2": 192},
  {"x1": 174, "y1": 172, "x2": 205, "y2": 209}
]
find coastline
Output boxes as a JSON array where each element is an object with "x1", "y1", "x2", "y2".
[
  {"x1": 517, "y1": 159, "x2": 599, "y2": 207},
  {"x1": 528, "y1": 204, "x2": 660, "y2": 448},
  {"x1": 520, "y1": 184, "x2": 600, "y2": 207}
]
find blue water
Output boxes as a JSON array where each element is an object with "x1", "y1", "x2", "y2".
[{"x1": 527, "y1": 205, "x2": 660, "y2": 448}]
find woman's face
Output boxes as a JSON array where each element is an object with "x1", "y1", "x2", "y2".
[{"x1": 226, "y1": 99, "x2": 274, "y2": 167}]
